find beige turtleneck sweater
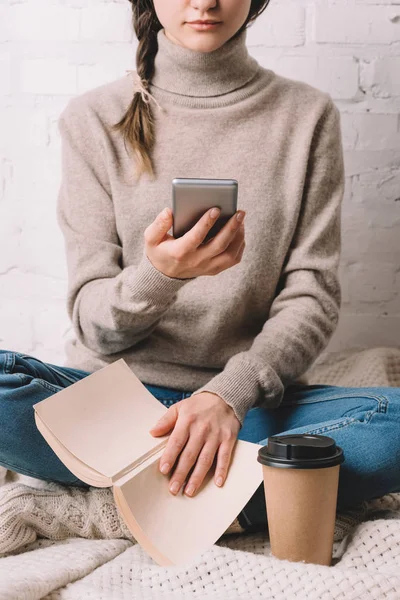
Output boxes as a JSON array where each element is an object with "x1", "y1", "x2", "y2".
[{"x1": 57, "y1": 27, "x2": 345, "y2": 425}]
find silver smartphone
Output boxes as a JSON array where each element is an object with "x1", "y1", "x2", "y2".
[{"x1": 172, "y1": 177, "x2": 238, "y2": 244}]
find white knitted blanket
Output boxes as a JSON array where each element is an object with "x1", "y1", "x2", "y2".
[{"x1": 1, "y1": 346, "x2": 400, "y2": 600}]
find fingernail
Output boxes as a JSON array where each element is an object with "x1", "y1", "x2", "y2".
[
  {"x1": 216, "y1": 476, "x2": 223, "y2": 486},
  {"x1": 236, "y1": 211, "x2": 245, "y2": 222},
  {"x1": 169, "y1": 481, "x2": 180, "y2": 494},
  {"x1": 185, "y1": 484, "x2": 195, "y2": 497},
  {"x1": 160, "y1": 463, "x2": 170, "y2": 474},
  {"x1": 210, "y1": 207, "x2": 220, "y2": 219},
  {"x1": 162, "y1": 208, "x2": 169, "y2": 217}
]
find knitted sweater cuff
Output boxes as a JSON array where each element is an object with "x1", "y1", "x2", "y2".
[
  {"x1": 125, "y1": 253, "x2": 195, "y2": 305},
  {"x1": 190, "y1": 357, "x2": 284, "y2": 426}
]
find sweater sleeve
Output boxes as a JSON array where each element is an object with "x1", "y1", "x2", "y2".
[
  {"x1": 57, "y1": 100, "x2": 193, "y2": 356},
  {"x1": 190, "y1": 98, "x2": 345, "y2": 425}
]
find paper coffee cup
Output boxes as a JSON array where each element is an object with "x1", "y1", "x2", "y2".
[{"x1": 257, "y1": 434, "x2": 344, "y2": 566}]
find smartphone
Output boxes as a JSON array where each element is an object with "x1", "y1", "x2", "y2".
[{"x1": 172, "y1": 177, "x2": 238, "y2": 244}]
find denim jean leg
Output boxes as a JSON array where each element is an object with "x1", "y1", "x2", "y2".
[
  {"x1": 0, "y1": 350, "x2": 92, "y2": 487},
  {"x1": 238, "y1": 384, "x2": 400, "y2": 530},
  {"x1": 144, "y1": 383, "x2": 185, "y2": 406},
  {"x1": 0, "y1": 351, "x2": 189, "y2": 488}
]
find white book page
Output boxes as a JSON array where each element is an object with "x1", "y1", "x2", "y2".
[
  {"x1": 33, "y1": 359, "x2": 169, "y2": 479},
  {"x1": 114, "y1": 439, "x2": 264, "y2": 566}
]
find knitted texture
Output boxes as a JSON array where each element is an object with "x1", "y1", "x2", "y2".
[
  {"x1": 0, "y1": 481, "x2": 368, "y2": 558},
  {"x1": 0, "y1": 494, "x2": 399, "y2": 599},
  {"x1": 306, "y1": 346, "x2": 400, "y2": 388},
  {"x1": 57, "y1": 25, "x2": 345, "y2": 425},
  {"x1": 0, "y1": 482, "x2": 135, "y2": 556},
  {"x1": 1, "y1": 346, "x2": 400, "y2": 599}
]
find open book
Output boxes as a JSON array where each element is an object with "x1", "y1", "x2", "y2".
[{"x1": 33, "y1": 359, "x2": 263, "y2": 566}]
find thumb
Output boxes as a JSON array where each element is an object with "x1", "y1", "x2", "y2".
[
  {"x1": 146, "y1": 208, "x2": 173, "y2": 246},
  {"x1": 149, "y1": 405, "x2": 177, "y2": 436}
]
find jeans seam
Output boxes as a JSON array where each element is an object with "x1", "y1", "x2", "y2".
[
  {"x1": 377, "y1": 396, "x2": 389, "y2": 414},
  {"x1": 282, "y1": 392, "x2": 389, "y2": 413},
  {"x1": 298, "y1": 413, "x2": 384, "y2": 435},
  {"x1": 35, "y1": 379, "x2": 62, "y2": 394},
  {"x1": 3, "y1": 354, "x2": 25, "y2": 382},
  {"x1": 3, "y1": 352, "x2": 15, "y2": 376}
]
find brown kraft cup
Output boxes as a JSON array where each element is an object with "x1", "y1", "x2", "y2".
[{"x1": 257, "y1": 434, "x2": 345, "y2": 566}]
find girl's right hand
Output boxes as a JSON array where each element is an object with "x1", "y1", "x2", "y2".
[{"x1": 144, "y1": 207, "x2": 246, "y2": 279}]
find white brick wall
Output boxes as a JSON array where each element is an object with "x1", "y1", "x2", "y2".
[{"x1": 1, "y1": 0, "x2": 399, "y2": 366}]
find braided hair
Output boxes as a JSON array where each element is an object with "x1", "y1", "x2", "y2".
[{"x1": 112, "y1": 0, "x2": 271, "y2": 182}]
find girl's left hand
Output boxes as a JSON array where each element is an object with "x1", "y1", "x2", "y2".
[{"x1": 149, "y1": 392, "x2": 241, "y2": 497}]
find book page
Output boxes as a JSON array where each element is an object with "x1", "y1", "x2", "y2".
[
  {"x1": 33, "y1": 359, "x2": 169, "y2": 480},
  {"x1": 113, "y1": 439, "x2": 264, "y2": 566},
  {"x1": 35, "y1": 412, "x2": 110, "y2": 487}
]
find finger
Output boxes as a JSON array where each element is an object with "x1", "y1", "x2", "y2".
[
  {"x1": 168, "y1": 435, "x2": 212, "y2": 496},
  {"x1": 177, "y1": 207, "x2": 221, "y2": 250},
  {"x1": 201, "y1": 211, "x2": 245, "y2": 258},
  {"x1": 144, "y1": 207, "x2": 174, "y2": 246},
  {"x1": 235, "y1": 238, "x2": 245, "y2": 260},
  {"x1": 229, "y1": 224, "x2": 245, "y2": 256},
  {"x1": 203, "y1": 221, "x2": 244, "y2": 248},
  {"x1": 158, "y1": 419, "x2": 190, "y2": 476},
  {"x1": 214, "y1": 439, "x2": 236, "y2": 487},
  {"x1": 183, "y1": 438, "x2": 220, "y2": 497},
  {"x1": 149, "y1": 404, "x2": 178, "y2": 436},
  {"x1": 207, "y1": 225, "x2": 244, "y2": 272}
]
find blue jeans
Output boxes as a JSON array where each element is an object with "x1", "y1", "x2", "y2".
[{"x1": 1, "y1": 349, "x2": 400, "y2": 530}]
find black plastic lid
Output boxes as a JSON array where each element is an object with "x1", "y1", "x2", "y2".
[{"x1": 257, "y1": 434, "x2": 344, "y2": 469}]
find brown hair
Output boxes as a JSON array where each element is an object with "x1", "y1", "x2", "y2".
[{"x1": 112, "y1": 1, "x2": 271, "y2": 181}]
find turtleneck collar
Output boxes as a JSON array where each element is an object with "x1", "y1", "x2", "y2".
[{"x1": 151, "y1": 27, "x2": 261, "y2": 98}]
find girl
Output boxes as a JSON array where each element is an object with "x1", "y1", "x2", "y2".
[{"x1": 1, "y1": 0, "x2": 399, "y2": 536}]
